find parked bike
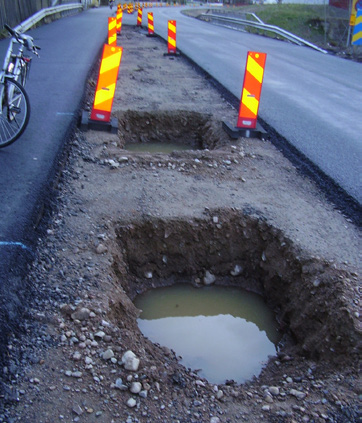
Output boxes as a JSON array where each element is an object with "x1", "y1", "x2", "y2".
[{"x1": 0, "y1": 24, "x2": 40, "y2": 148}]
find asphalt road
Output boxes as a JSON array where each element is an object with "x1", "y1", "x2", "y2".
[{"x1": 123, "y1": 7, "x2": 362, "y2": 205}]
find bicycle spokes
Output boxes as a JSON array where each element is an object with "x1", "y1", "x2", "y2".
[{"x1": 0, "y1": 78, "x2": 30, "y2": 148}]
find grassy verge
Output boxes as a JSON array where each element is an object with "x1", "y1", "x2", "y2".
[{"x1": 225, "y1": 4, "x2": 327, "y2": 45}]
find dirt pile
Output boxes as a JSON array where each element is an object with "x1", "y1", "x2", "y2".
[{"x1": 0, "y1": 26, "x2": 360, "y2": 423}]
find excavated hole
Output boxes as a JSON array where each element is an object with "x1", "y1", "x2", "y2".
[
  {"x1": 116, "y1": 110, "x2": 229, "y2": 152},
  {"x1": 112, "y1": 209, "x2": 359, "y2": 383}
]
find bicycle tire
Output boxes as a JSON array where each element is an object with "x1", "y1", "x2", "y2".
[{"x1": 0, "y1": 78, "x2": 30, "y2": 148}]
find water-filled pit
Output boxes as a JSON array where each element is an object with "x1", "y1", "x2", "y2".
[
  {"x1": 135, "y1": 284, "x2": 281, "y2": 384},
  {"x1": 114, "y1": 209, "x2": 358, "y2": 385}
]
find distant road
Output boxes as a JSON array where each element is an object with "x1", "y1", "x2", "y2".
[{"x1": 123, "y1": 8, "x2": 362, "y2": 204}]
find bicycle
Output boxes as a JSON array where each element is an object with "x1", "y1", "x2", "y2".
[{"x1": 0, "y1": 24, "x2": 40, "y2": 148}]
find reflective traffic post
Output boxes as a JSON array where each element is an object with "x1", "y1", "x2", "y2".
[{"x1": 223, "y1": 51, "x2": 267, "y2": 139}]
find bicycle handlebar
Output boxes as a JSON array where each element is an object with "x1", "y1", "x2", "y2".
[{"x1": 4, "y1": 24, "x2": 41, "y2": 55}]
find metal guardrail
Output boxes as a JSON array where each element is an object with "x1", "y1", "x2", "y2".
[
  {"x1": 201, "y1": 13, "x2": 328, "y2": 54},
  {"x1": 15, "y1": 3, "x2": 84, "y2": 33}
]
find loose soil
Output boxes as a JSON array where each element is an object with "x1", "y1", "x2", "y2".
[{"x1": 1, "y1": 26, "x2": 360, "y2": 423}]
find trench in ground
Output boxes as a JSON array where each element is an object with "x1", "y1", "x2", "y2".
[
  {"x1": 111, "y1": 209, "x2": 358, "y2": 384},
  {"x1": 116, "y1": 110, "x2": 230, "y2": 152}
]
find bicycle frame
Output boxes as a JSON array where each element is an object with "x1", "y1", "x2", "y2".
[
  {"x1": 2, "y1": 35, "x2": 30, "y2": 86},
  {"x1": 2, "y1": 25, "x2": 39, "y2": 87},
  {"x1": 0, "y1": 25, "x2": 39, "y2": 147}
]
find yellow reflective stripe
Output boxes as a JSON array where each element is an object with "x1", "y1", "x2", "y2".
[
  {"x1": 168, "y1": 36, "x2": 176, "y2": 47},
  {"x1": 149, "y1": 24, "x2": 154, "y2": 30},
  {"x1": 169, "y1": 22, "x2": 176, "y2": 33},
  {"x1": 94, "y1": 83, "x2": 116, "y2": 108},
  {"x1": 100, "y1": 51, "x2": 122, "y2": 74},
  {"x1": 108, "y1": 34, "x2": 117, "y2": 45},
  {"x1": 356, "y1": 15, "x2": 362, "y2": 25},
  {"x1": 241, "y1": 88, "x2": 259, "y2": 117},
  {"x1": 246, "y1": 55, "x2": 264, "y2": 84},
  {"x1": 352, "y1": 31, "x2": 362, "y2": 43},
  {"x1": 109, "y1": 19, "x2": 116, "y2": 30}
]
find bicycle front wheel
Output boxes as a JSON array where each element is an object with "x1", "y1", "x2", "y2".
[{"x1": 0, "y1": 78, "x2": 30, "y2": 148}]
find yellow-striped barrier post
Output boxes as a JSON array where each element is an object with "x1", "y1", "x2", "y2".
[
  {"x1": 116, "y1": 7, "x2": 123, "y2": 35},
  {"x1": 164, "y1": 20, "x2": 179, "y2": 56},
  {"x1": 223, "y1": 51, "x2": 267, "y2": 139},
  {"x1": 147, "y1": 12, "x2": 155, "y2": 36},
  {"x1": 108, "y1": 17, "x2": 117, "y2": 46},
  {"x1": 137, "y1": 8, "x2": 143, "y2": 26},
  {"x1": 80, "y1": 44, "x2": 123, "y2": 133},
  {"x1": 352, "y1": 9, "x2": 362, "y2": 45}
]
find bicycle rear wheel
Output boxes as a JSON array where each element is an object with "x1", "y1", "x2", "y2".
[{"x1": 0, "y1": 78, "x2": 30, "y2": 148}]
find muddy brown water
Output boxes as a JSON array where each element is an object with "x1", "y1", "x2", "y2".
[{"x1": 134, "y1": 284, "x2": 281, "y2": 384}]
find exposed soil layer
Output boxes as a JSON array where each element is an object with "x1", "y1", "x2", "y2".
[{"x1": 1, "y1": 26, "x2": 360, "y2": 423}]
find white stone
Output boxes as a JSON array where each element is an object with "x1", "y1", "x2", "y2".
[
  {"x1": 210, "y1": 418, "x2": 221, "y2": 423},
  {"x1": 126, "y1": 398, "x2": 137, "y2": 408},
  {"x1": 72, "y1": 371, "x2": 82, "y2": 378},
  {"x1": 290, "y1": 389, "x2": 306, "y2": 399},
  {"x1": 72, "y1": 352, "x2": 82, "y2": 361},
  {"x1": 216, "y1": 390, "x2": 224, "y2": 400},
  {"x1": 130, "y1": 382, "x2": 142, "y2": 394},
  {"x1": 96, "y1": 244, "x2": 107, "y2": 254},
  {"x1": 71, "y1": 307, "x2": 91, "y2": 321},
  {"x1": 139, "y1": 390, "x2": 148, "y2": 398},
  {"x1": 269, "y1": 386, "x2": 280, "y2": 396},
  {"x1": 115, "y1": 378, "x2": 127, "y2": 390},
  {"x1": 94, "y1": 331, "x2": 106, "y2": 339},
  {"x1": 203, "y1": 271, "x2": 216, "y2": 285},
  {"x1": 195, "y1": 380, "x2": 206, "y2": 387},
  {"x1": 230, "y1": 264, "x2": 243, "y2": 276},
  {"x1": 102, "y1": 349, "x2": 114, "y2": 360},
  {"x1": 85, "y1": 357, "x2": 93, "y2": 365},
  {"x1": 122, "y1": 350, "x2": 140, "y2": 371},
  {"x1": 265, "y1": 394, "x2": 273, "y2": 403}
]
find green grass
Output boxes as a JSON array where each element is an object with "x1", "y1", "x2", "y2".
[{"x1": 233, "y1": 4, "x2": 327, "y2": 44}]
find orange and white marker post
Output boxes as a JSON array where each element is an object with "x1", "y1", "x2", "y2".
[
  {"x1": 137, "y1": 8, "x2": 143, "y2": 26},
  {"x1": 223, "y1": 51, "x2": 267, "y2": 139},
  {"x1": 81, "y1": 44, "x2": 123, "y2": 133},
  {"x1": 164, "y1": 20, "x2": 180, "y2": 56},
  {"x1": 147, "y1": 12, "x2": 155, "y2": 36},
  {"x1": 116, "y1": 7, "x2": 123, "y2": 35},
  {"x1": 108, "y1": 17, "x2": 117, "y2": 46}
]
